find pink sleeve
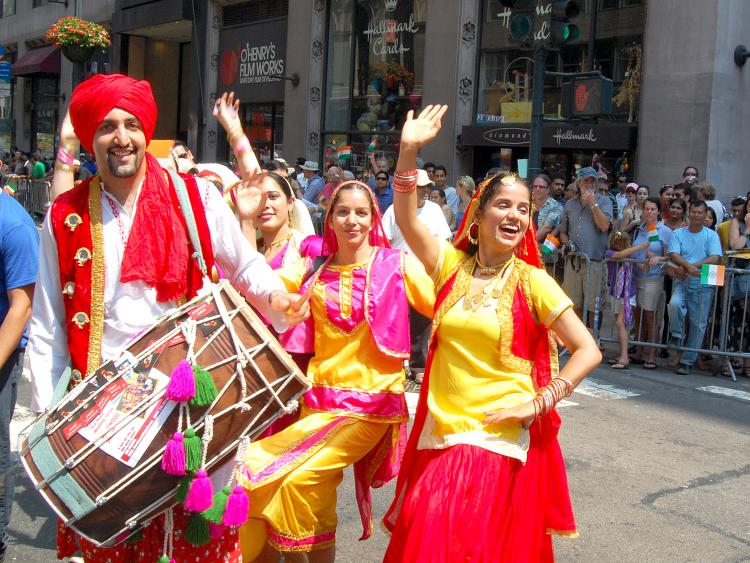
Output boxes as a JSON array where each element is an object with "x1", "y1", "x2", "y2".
[{"x1": 300, "y1": 235, "x2": 324, "y2": 259}]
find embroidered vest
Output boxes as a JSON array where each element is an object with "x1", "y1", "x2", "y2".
[{"x1": 50, "y1": 173, "x2": 215, "y2": 384}]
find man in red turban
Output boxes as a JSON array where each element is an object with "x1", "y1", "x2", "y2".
[{"x1": 27, "y1": 74, "x2": 309, "y2": 562}]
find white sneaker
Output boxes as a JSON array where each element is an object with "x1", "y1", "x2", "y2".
[{"x1": 68, "y1": 558, "x2": 85, "y2": 563}]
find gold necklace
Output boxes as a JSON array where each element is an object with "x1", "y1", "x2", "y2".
[
  {"x1": 264, "y1": 232, "x2": 292, "y2": 253},
  {"x1": 474, "y1": 255, "x2": 512, "y2": 276},
  {"x1": 464, "y1": 258, "x2": 514, "y2": 311}
]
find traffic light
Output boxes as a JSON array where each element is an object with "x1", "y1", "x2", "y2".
[
  {"x1": 561, "y1": 76, "x2": 613, "y2": 118},
  {"x1": 551, "y1": 0, "x2": 581, "y2": 44},
  {"x1": 501, "y1": 0, "x2": 536, "y2": 42}
]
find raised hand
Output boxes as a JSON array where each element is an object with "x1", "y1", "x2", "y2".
[
  {"x1": 400, "y1": 104, "x2": 449, "y2": 151},
  {"x1": 233, "y1": 175, "x2": 267, "y2": 222},
  {"x1": 213, "y1": 92, "x2": 242, "y2": 135}
]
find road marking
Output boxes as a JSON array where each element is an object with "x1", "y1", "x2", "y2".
[
  {"x1": 406, "y1": 392, "x2": 419, "y2": 417},
  {"x1": 557, "y1": 399, "x2": 578, "y2": 408},
  {"x1": 574, "y1": 378, "x2": 640, "y2": 400},
  {"x1": 697, "y1": 386, "x2": 750, "y2": 402}
]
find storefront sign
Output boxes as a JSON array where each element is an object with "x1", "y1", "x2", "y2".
[
  {"x1": 218, "y1": 18, "x2": 287, "y2": 103},
  {"x1": 363, "y1": 9, "x2": 420, "y2": 56},
  {"x1": 461, "y1": 123, "x2": 637, "y2": 150}
]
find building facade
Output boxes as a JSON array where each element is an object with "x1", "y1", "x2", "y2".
[{"x1": 1, "y1": 0, "x2": 749, "y2": 198}]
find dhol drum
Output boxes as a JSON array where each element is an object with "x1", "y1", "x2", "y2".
[{"x1": 19, "y1": 280, "x2": 310, "y2": 547}]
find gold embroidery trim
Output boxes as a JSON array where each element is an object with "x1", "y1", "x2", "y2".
[
  {"x1": 87, "y1": 177, "x2": 105, "y2": 376},
  {"x1": 339, "y1": 269, "x2": 353, "y2": 319}
]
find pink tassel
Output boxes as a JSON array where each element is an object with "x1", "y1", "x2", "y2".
[
  {"x1": 208, "y1": 523, "x2": 224, "y2": 541},
  {"x1": 166, "y1": 360, "x2": 196, "y2": 402},
  {"x1": 161, "y1": 432, "x2": 186, "y2": 476},
  {"x1": 222, "y1": 485, "x2": 249, "y2": 527},
  {"x1": 184, "y1": 470, "x2": 213, "y2": 512}
]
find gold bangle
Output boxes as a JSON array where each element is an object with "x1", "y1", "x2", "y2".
[{"x1": 55, "y1": 162, "x2": 75, "y2": 172}]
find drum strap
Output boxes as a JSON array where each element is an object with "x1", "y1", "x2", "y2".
[
  {"x1": 27, "y1": 366, "x2": 97, "y2": 522},
  {"x1": 169, "y1": 170, "x2": 208, "y2": 278}
]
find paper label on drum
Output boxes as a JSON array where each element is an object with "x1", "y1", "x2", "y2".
[{"x1": 75, "y1": 367, "x2": 177, "y2": 467}]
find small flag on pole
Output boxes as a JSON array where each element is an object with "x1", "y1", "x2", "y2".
[
  {"x1": 647, "y1": 221, "x2": 659, "y2": 243},
  {"x1": 700, "y1": 264, "x2": 725, "y2": 286},
  {"x1": 2, "y1": 184, "x2": 15, "y2": 196},
  {"x1": 337, "y1": 146, "x2": 352, "y2": 160},
  {"x1": 542, "y1": 234, "x2": 560, "y2": 255}
]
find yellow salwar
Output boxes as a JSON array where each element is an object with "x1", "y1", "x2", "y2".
[
  {"x1": 420, "y1": 241, "x2": 573, "y2": 462},
  {"x1": 239, "y1": 251, "x2": 434, "y2": 555}
]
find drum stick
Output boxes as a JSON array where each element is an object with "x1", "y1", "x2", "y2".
[{"x1": 288, "y1": 283, "x2": 314, "y2": 315}]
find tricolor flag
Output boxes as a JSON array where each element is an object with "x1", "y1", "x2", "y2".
[
  {"x1": 647, "y1": 221, "x2": 659, "y2": 243},
  {"x1": 542, "y1": 234, "x2": 560, "y2": 255},
  {"x1": 2, "y1": 184, "x2": 15, "y2": 196},
  {"x1": 337, "y1": 145, "x2": 352, "y2": 160},
  {"x1": 700, "y1": 264, "x2": 725, "y2": 286}
]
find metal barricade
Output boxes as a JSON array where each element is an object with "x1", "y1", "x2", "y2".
[
  {"x1": 11, "y1": 177, "x2": 52, "y2": 219},
  {"x1": 594, "y1": 254, "x2": 750, "y2": 383}
]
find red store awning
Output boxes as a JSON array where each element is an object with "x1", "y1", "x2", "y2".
[{"x1": 12, "y1": 45, "x2": 61, "y2": 76}]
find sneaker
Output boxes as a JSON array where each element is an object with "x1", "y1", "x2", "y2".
[
  {"x1": 0, "y1": 532, "x2": 7, "y2": 563},
  {"x1": 676, "y1": 364, "x2": 692, "y2": 375},
  {"x1": 667, "y1": 336, "x2": 682, "y2": 350}
]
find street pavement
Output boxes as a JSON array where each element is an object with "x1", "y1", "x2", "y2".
[{"x1": 5, "y1": 354, "x2": 750, "y2": 562}]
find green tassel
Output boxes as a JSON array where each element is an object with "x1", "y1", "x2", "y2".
[
  {"x1": 184, "y1": 512, "x2": 211, "y2": 546},
  {"x1": 202, "y1": 485, "x2": 231, "y2": 524},
  {"x1": 175, "y1": 472, "x2": 194, "y2": 503},
  {"x1": 183, "y1": 428, "x2": 202, "y2": 472},
  {"x1": 158, "y1": 557, "x2": 170, "y2": 563},
  {"x1": 190, "y1": 365, "x2": 218, "y2": 407},
  {"x1": 125, "y1": 527, "x2": 143, "y2": 544}
]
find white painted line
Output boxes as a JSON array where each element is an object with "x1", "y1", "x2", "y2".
[
  {"x1": 697, "y1": 386, "x2": 750, "y2": 402},
  {"x1": 574, "y1": 378, "x2": 640, "y2": 400},
  {"x1": 557, "y1": 399, "x2": 578, "y2": 408},
  {"x1": 405, "y1": 392, "x2": 419, "y2": 417}
]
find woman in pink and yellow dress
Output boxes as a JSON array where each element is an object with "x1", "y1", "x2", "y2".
[
  {"x1": 237, "y1": 179, "x2": 435, "y2": 562},
  {"x1": 382, "y1": 105, "x2": 602, "y2": 562}
]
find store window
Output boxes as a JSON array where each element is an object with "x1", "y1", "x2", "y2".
[
  {"x1": 324, "y1": 0, "x2": 427, "y2": 174},
  {"x1": 241, "y1": 103, "x2": 284, "y2": 163},
  {"x1": 31, "y1": 77, "x2": 59, "y2": 158},
  {"x1": 2, "y1": 0, "x2": 16, "y2": 17}
]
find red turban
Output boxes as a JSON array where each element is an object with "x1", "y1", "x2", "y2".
[{"x1": 69, "y1": 74, "x2": 157, "y2": 151}]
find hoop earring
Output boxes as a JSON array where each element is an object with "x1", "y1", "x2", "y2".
[{"x1": 468, "y1": 222, "x2": 479, "y2": 246}]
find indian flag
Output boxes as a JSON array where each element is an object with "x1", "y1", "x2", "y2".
[
  {"x1": 542, "y1": 234, "x2": 560, "y2": 255},
  {"x1": 2, "y1": 184, "x2": 15, "y2": 196},
  {"x1": 337, "y1": 146, "x2": 352, "y2": 160},
  {"x1": 647, "y1": 221, "x2": 659, "y2": 243},
  {"x1": 700, "y1": 264, "x2": 725, "y2": 286}
]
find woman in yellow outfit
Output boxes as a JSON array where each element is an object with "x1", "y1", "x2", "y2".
[
  {"x1": 382, "y1": 105, "x2": 602, "y2": 562},
  {"x1": 237, "y1": 176, "x2": 435, "y2": 562}
]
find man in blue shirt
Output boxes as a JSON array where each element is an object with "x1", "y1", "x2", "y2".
[
  {"x1": 667, "y1": 200, "x2": 723, "y2": 374},
  {"x1": 0, "y1": 191, "x2": 39, "y2": 560},
  {"x1": 432, "y1": 165, "x2": 459, "y2": 215},
  {"x1": 301, "y1": 160, "x2": 324, "y2": 204},
  {"x1": 372, "y1": 171, "x2": 393, "y2": 213}
]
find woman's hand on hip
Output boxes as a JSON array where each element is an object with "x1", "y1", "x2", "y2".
[{"x1": 483, "y1": 401, "x2": 536, "y2": 429}]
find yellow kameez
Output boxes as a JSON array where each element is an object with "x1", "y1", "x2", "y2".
[
  {"x1": 239, "y1": 251, "x2": 434, "y2": 556},
  {"x1": 420, "y1": 241, "x2": 573, "y2": 462}
]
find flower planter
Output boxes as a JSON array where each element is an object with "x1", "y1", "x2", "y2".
[{"x1": 62, "y1": 44, "x2": 95, "y2": 63}]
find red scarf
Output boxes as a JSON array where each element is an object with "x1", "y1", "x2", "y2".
[{"x1": 119, "y1": 154, "x2": 191, "y2": 302}]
